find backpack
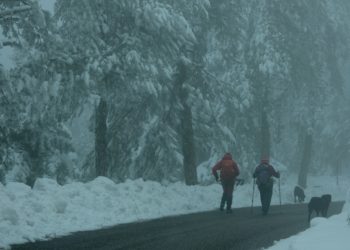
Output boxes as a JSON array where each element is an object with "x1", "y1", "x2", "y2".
[
  {"x1": 256, "y1": 164, "x2": 271, "y2": 185},
  {"x1": 221, "y1": 160, "x2": 236, "y2": 180}
]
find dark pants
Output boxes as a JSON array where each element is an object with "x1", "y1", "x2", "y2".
[
  {"x1": 258, "y1": 183, "x2": 273, "y2": 215},
  {"x1": 220, "y1": 179, "x2": 235, "y2": 210}
]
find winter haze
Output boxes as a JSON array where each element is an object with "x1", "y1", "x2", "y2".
[{"x1": 1, "y1": 0, "x2": 350, "y2": 249}]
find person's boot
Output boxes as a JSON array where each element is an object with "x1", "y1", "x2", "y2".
[{"x1": 226, "y1": 208, "x2": 232, "y2": 214}]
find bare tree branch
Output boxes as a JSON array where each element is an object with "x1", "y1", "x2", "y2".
[
  {"x1": 0, "y1": 15, "x2": 21, "y2": 22},
  {"x1": 1, "y1": 41, "x2": 21, "y2": 47},
  {"x1": 0, "y1": 5, "x2": 31, "y2": 19},
  {"x1": 0, "y1": 88, "x2": 10, "y2": 105}
]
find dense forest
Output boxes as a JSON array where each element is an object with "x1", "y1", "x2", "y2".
[{"x1": 1, "y1": 0, "x2": 350, "y2": 187}]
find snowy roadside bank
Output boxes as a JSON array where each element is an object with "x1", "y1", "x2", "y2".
[
  {"x1": 266, "y1": 189, "x2": 350, "y2": 250},
  {"x1": 0, "y1": 175, "x2": 349, "y2": 249}
]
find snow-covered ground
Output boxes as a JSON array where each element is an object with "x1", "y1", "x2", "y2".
[
  {"x1": 0, "y1": 174, "x2": 349, "y2": 249},
  {"x1": 266, "y1": 189, "x2": 350, "y2": 250}
]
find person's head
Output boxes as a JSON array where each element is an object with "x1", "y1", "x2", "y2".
[
  {"x1": 223, "y1": 152, "x2": 232, "y2": 160},
  {"x1": 261, "y1": 157, "x2": 269, "y2": 164}
]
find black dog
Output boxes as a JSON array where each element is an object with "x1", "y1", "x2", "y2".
[
  {"x1": 294, "y1": 186, "x2": 305, "y2": 203},
  {"x1": 308, "y1": 194, "x2": 332, "y2": 222}
]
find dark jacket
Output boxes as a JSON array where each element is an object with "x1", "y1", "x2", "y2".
[
  {"x1": 212, "y1": 153, "x2": 240, "y2": 181},
  {"x1": 253, "y1": 162, "x2": 279, "y2": 185}
]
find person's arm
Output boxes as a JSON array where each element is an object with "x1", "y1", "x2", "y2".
[
  {"x1": 212, "y1": 161, "x2": 221, "y2": 181},
  {"x1": 269, "y1": 165, "x2": 280, "y2": 178},
  {"x1": 234, "y1": 162, "x2": 240, "y2": 177}
]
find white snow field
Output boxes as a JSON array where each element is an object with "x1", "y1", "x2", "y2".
[{"x1": 0, "y1": 174, "x2": 349, "y2": 249}]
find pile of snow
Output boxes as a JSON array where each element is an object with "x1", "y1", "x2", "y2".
[
  {"x1": 0, "y1": 174, "x2": 349, "y2": 249},
  {"x1": 0, "y1": 177, "x2": 220, "y2": 248},
  {"x1": 266, "y1": 188, "x2": 350, "y2": 250}
]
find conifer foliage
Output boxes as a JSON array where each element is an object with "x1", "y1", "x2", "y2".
[{"x1": 0, "y1": 0, "x2": 350, "y2": 185}]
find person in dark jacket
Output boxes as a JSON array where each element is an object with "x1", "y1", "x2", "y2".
[
  {"x1": 212, "y1": 153, "x2": 240, "y2": 213},
  {"x1": 253, "y1": 158, "x2": 280, "y2": 215}
]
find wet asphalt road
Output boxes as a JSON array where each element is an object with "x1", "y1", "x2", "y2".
[{"x1": 11, "y1": 201, "x2": 344, "y2": 250}]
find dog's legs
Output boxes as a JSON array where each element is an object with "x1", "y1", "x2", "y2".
[
  {"x1": 308, "y1": 209, "x2": 312, "y2": 223},
  {"x1": 322, "y1": 208, "x2": 328, "y2": 217}
]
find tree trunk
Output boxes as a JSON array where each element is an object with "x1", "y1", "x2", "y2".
[
  {"x1": 95, "y1": 98, "x2": 108, "y2": 177},
  {"x1": 182, "y1": 103, "x2": 197, "y2": 185},
  {"x1": 297, "y1": 131, "x2": 312, "y2": 188},
  {"x1": 260, "y1": 110, "x2": 270, "y2": 159},
  {"x1": 175, "y1": 58, "x2": 198, "y2": 185},
  {"x1": 335, "y1": 158, "x2": 340, "y2": 186}
]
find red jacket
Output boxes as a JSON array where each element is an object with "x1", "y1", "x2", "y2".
[{"x1": 212, "y1": 153, "x2": 240, "y2": 181}]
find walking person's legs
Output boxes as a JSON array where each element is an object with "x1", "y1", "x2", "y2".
[
  {"x1": 225, "y1": 180, "x2": 234, "y2": 213},
  {"x1": 220, "y1": 181, "x2": 228, "y2": 211},
  {"x1": 220, "y1": 192, "x2": 226, "y2": 211},
  {"x1": 258, "y1": 186, "x2": 262, "y2": 204},
  {"x1": 258, "y1": 185, "x2": 265, "y2": 214},
  {"x1": 259, "y1": 185, "x2": 269, "y2": 215},
  {"x1": 265, "y1": 185, "x2": 273, "y2": 214}
]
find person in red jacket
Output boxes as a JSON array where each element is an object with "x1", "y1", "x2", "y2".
[
  {"x1": 253, "y1": 158, "x2": 280, "y2": 215},
  {"x1": 212, "y1": 153, "x2": 240, "y2": 213}
]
